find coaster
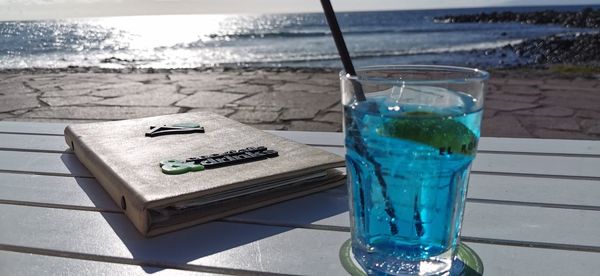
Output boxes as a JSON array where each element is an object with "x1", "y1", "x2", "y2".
[{"x1": 339, "y1": 239, "x2": 484, "y2": 276}]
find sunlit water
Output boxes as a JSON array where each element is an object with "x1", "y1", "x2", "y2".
[{"x1": 0, "y1": 5, "x2": 596, "y2": 69}]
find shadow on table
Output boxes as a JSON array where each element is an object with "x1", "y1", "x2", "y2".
[{"x1": 62, "y1": 154, "x2": 349, "y2": 274}]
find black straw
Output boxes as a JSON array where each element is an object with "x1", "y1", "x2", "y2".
[{"x1": 320, "y1": 0, "x2": 366, "y2": 101}]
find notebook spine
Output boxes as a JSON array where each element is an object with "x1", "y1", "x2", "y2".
[{"x1": 64, "y1": 125, "x2": 150, "y2": 235}]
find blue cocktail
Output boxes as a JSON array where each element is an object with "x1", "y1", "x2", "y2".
[{"x1": 341, "y1": 66, "x2": 487, "y2": 275}]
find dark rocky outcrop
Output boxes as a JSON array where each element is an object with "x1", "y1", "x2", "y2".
[
  {"x1": 436, "y1": 7, "x2": 600, "y2": 66},
  {"x1": 435, "y1": 7, "x2": 600, "y2": 29},
  {"x1": 511, "y1": 32, "x2": 600, "y2": 65}
]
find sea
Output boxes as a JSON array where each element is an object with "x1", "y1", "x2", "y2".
[{"x1": 0, "y1": 5, "x2": 598, "y2": 70}]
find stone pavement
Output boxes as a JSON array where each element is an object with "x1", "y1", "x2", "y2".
[{"x1": 0, "y1": 68, "x2": 599, "y2": 140}]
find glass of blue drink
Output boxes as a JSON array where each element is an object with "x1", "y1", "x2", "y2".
[{"x1": 341, "y1": 65, "x2": 488, "y2": 275}]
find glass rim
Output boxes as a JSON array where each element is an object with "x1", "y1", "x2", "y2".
[{"x1": 340, "y1": 65, "x2": 489, "y2": 85}]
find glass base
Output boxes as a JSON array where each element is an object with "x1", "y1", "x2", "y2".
[{"x1": 339, "y1": 239, "x2": 483, "y2": 276}]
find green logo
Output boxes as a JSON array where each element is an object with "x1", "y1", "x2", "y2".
[{"x1": 160, "y1": 160, "x2": 205, "y2": 175}]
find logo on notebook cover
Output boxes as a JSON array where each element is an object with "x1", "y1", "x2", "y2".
[
  {"x1": 160, "y1": 146, "x2": 279, "y2": 174},
  {"x1": 146, "y1": 123, "x2": 205, "y2": 137}
]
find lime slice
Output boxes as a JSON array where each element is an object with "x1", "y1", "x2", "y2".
[{"x1": 378, "y1": 112, "x2": 478, "y2": 156}]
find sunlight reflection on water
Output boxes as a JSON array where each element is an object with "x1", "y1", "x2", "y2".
[{"x1": 0, "y1": 7, "x2": 589, "y2": 69}]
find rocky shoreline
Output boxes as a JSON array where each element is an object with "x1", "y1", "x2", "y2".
[
  {"x1": 436, "y1": 8, "x2": 600, "y2": 66},
  {"x1": 436, "y1": 7, "x2": 600, "y2": 28}
]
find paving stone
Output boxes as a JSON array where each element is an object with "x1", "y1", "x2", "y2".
[
  {"x1": 223, "y1": 84, "x2": 270, "y2": 94},
  {"x1": 304, "y1": 75, "x2": 339, "y2": 87},
  {"x1": 488, "y1": 78, "x2": 507, "y2": 86},
  {"x1": 56, "y1": 80, "x2": 108, "y2": 91},
  {"x1": 60, "y1": 73, "x2": 120, "y2": 83},
  {"x1": 531, "y1": 129, "x2": 596, "y2": 140},
  {"x1": 175, "y1": 92, "x2": 246, "y2": 108},
  {"x1": 42, "y1": 88, "x2": 92, "y2": 97},
  {"x1": 246, "y1": 124, "x2": 287, "y2": 131},
  {"x1": 186, "y1": 108, "x2": 235, "y2": 117},
  {"x1": 177, "y1": 81, "x2": 230, "y2": 92},
  {"x1": 0, "y1": 113, "x2": 15, "y2": 119},
  {"x1": 497, "y1": 84, "x2": 541, "y2": 95},
  {"x1": 484, "y1": 99, "x2": 539, "y2": 111},
  {"x1": 116, "y1": 73, "x2": 168, "y2": 83},
  {"x1": 246, "y1": 78, "x2": 285, "y2": 86},
  {"x1": 540, "y1": 97, "x2": 600, "y2": 111},
  {"x1": 239, "y1": 106, "x2": 283, "y2": 111},
  {"x1": 315, "y1": 112, "x2": 342, "y2": 124},
  {"x1": 95, "y1": 89, "x2": 185, "y2": 106},
  {"x1": 327, "y1": 102, "x2": 343, "y2": 112},
  {"x1": 214, "y1": 74, "x2": 252, "y2": 84},
  {"x1": 178, "y1": 88, "x2": 198, "y2": 95},
  {"x1": 483, "y1": 109, "x2": 498, "y2": 118},
  {"x1": 486, "y1": 94, "x2": 540, "y2": 103},
  {"x1": 0, "y1": 82, "x2": 35, "y2": 95},
  {"x1": 0, "y1": 94, "x2": 40, "y2": 113},
  {"x1": 542, "y1": 89, "x2": 600, "y2": 101},
  {"x1": 266, "y1": 72, "x2": 310, "y2": 81},
  {"x1": 504, "y1": 78, "x2": 541, "y2": 86},
  {"x1": 27, "y1": 80, "x2": 83, "y2": 92},
  {"x1": 273, "y1": 83, "x2": 337, "y2": 94},
  {"x1": 288, "y1": 121, "x2": 341, "y2": 132},
  {"x1": 90, "y1": 83, "x2": 168, "y2": 98},
  {"x1": 167, "y1": 73, "x2": 220, "y2": 82},
  {"x1": 280, "y1": 108, "x2": 319, "y2": 120},
  {"x1": 538, "y1": 85, "x2": 599, "y2": 93},
  {"x1": 514, "y1": 106, "x2": 574, "y2": 117},
  {"x1": 481, "y1": 115, "x2": 532, "y2": 138},
  {"x1": 236, "y1": 91, "x2": 339, "y2": 111},
  {"x1": 40, "y1": 96, "x2": 103, "y2": 106},
  {"x1": 571, "y1": 78, "x2": 600, "y2": 88},
  {"x1": 588, "y1": 125, "x2": 600, "y2": 135},
  {"x1": 543, "y1": 78, "x2": 574, "y2": 85},
  {"x1": 576, "y1": 110, "x2": 600, "y2": 119},
  {"x1": 228, "y1": 110, "x2": 279, "y2": 124},
  {"x1": 22, "y1": 106, "x2": 180, "y2": 120},
  {"x1": 519, "y1": 116, "x2": 580, "y2": 131}
]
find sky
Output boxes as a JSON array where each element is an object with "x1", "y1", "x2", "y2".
[{"x1": 1, "y1": 0, "x2": 599, "y2": 21}]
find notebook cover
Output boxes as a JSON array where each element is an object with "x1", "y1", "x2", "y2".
[{"x1": 64, "y1": 112, "x2": 345, "y2": 237}]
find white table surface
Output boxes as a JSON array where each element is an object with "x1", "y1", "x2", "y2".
[{"x1": 1, "y1": 121, "x2": 599, "y2": 275}]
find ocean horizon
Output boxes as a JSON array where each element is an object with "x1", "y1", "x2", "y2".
[{"x1": 1, "y1": 5, "x2": 598, "y2": 70}]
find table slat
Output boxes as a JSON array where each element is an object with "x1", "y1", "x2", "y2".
[
  {"x1": 0, "y1": 133, "x2": 69, "y2": 152},
  {"x1": 0, "y1": 151, "x2": 91, "y2": 177},
  {"x1": 0, "y1": 173, "x2": 117, "y2": 211},
  {"x1": 1, "y1": 204, "x2": 599, "y2": 276},
  {"x1": 0, "y1": 204, "x2": 348, "y2": 276},
  {"x1": 228, "y1": 189, "x2": 600, "y2": 249},
  {"x1": 466, "y1": 242, "x2": 600, "y2": 275},
  {"x1": 0, "y1": 121, "x2": 67, "y2": 135},
  {"x1": 0, "y1": 250, "x2": 210, "y2": 276},
  {"x1": 467, "y1": 174, "x2": 600, "y2": 208}
]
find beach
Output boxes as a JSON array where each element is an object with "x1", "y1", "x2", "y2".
[{"x1": 1, "y1": 66, "x2": 599, "y2": 140}]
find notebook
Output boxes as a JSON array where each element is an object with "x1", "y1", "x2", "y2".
[{"x1": 64, "y1": 112, "x2": 346, "y2": 237}]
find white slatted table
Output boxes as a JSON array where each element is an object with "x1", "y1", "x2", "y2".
[{"x1": 1, "y1": 121, "x2": 600, "y2": 275}]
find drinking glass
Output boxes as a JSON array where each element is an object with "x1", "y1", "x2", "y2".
[{"x1": 341, "y1": 65, "x2": 488, "y2": 275}]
